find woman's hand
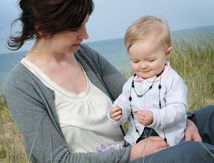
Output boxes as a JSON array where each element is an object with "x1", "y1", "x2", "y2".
[
  {"x1": 129, "y1": 136, "x2": 167, "y2": 161},
  {"x1": 184, "y1": 119, "x2": 202, "y2": 141}
]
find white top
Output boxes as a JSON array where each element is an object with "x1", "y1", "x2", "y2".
[
  {"x1": 109, "y1": 63, "x2": 188, "y2": 146},
  {"x1": 21, "y1": 58, "x2": 123, "y2": 153}
]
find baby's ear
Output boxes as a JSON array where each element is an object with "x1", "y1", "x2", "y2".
[{"x1": 166, "y1": 46, "x2": 172, "y2": 55}]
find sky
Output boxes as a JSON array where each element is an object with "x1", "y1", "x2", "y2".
[{"x1": 0, "y1": 0, "x2": 214, "y2": 54}]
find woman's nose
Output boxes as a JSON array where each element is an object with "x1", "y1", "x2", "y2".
[{"x1": 78, "y1": 25, "x2": 89, "y2": 40}]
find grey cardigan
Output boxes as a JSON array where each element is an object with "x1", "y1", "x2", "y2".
[{"x1": 4, "y1": 44, "x2": 130, "y2": 163}]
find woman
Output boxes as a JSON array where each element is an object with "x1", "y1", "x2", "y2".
[{"x1": 4, "y1": 0, "x2": 214, "y2": 162}]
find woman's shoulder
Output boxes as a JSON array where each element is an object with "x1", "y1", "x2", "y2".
[
  {"x1": 4, "y1": 61, "x2": 54, "y2": 101},
  {"x1": 3, "y1": 63, "x2": 29, "y2": 98},
  {"x1": 4, "y1": 62, "x2": 41, "y2": 94},
  {"x1": 78, "y1": 44, "x2": 99, "y2": 58},
  {"x1": 76, "y1": 43, "x2": 112, "y2": 72},
  {"x1": 77, "y1": 44, "x2": 107, "y2": 63},
  {"x1": 4, "y1": 63, "x2": 27, "y2": 85}
]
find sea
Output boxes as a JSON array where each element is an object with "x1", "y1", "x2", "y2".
[{"x1": 0, "y1": 25, "x2": 214, "y2": 88}]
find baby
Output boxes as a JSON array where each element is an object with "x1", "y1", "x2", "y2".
[{"x1": 108, "y1": 16, "x2": 188, "y2": 146}]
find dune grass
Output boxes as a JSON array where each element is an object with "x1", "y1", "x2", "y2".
[
  {"x1": 0, "y1": 33, "x2": 213, "y2": 162},
  {"x1": 169, "y1": 34, "x2": 214, "y2": 110},
  {"x1": 0, "y1": 95, "x2": 29, "y2": 163}
]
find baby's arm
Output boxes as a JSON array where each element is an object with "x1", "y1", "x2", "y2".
[
  {"x1": 108, "y1": 77, "x2": 135, "y2": 124},
  {"x1": 149, "y1": 72, "x2": 188, "y2": 129}
]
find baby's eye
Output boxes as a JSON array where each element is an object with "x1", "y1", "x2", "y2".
[
  {"x1": 132, "y1": 60, "x2": 139, "y2": 63},
  {"x1": 147, "y1": 59, "x2": 156, "y2": 62}
]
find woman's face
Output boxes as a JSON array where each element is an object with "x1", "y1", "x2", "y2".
[{"x1": 46, "y1": 15, "x2": 89, "y2": 54}]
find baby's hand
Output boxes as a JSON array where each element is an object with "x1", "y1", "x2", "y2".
[
  {"x1": 110, "y1": 106, "x2": 122, "y2": 121},
  {"x1": 135, "y1": 109, "x2": 153, "y2": 126}
]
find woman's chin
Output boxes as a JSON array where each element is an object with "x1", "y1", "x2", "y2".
[{"x1": 70, "y1": 45, "x2": 80, "y2": 53}]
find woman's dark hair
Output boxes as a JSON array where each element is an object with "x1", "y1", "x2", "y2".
[{"x1": 8, "y1": 0, "x2": 94, "y2": 51}]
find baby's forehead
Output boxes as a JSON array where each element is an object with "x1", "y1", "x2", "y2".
[
  {"x1": 129, "y1": 44, "x2": 163, "y2": 59},
  {"x1": 130, "y1": 38, "x2": 163, "y2": 51}
]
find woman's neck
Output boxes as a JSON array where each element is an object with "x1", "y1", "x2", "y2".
[
  {"x1": 26, "y1": 40, "x2": 74, "y2": 65},
  {"x1": 24, "y1": 41, "x2": 86, "y2": 94}
]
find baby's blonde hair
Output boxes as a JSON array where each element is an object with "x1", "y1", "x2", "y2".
[{"x1": 124, "y1": 16, "x2": 171, "y2": 51}]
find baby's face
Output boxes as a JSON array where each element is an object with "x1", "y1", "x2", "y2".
[{"x1": 128, "y1": 39, "x2": 169, "y2": 79}]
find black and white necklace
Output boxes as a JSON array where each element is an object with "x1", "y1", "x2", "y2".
[
  {"x1": 128, "y1": 69, "x2": 167, "y2": 143},
  {"x1": 131, "y1": 74, "x2": 159, "y2": 98}
]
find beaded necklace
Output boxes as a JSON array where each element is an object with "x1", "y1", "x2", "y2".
[{"x1": 128, "y1": 69, "x2": 167, "y2": 143}]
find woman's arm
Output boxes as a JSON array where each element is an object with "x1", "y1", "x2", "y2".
[{"x1": 129, "y1": 136, "x2": 167, "y2": 161}]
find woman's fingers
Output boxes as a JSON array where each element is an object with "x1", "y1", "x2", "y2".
[
  {"x1": 129, "y1": 136, "x2": 168, "y2": 161},
  {"x1": 184, "y1": 120, "x2": 202, "y2": 141}
]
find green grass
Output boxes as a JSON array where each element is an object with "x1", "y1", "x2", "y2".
[
  {"x1": 0, "y1": 34, "x2": 214, "y2": 162},
  {"x1": 169, "y1": 34, "x2": 214, "y2": 110},
  {"x1": 0, "y1": 95, "x2": 28, "y2": 163}
]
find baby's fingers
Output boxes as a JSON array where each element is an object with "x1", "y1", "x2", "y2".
[
  {"x1": 113, "y1": 114, "x2": 122, "y2": 121},
  {"x1": 111, "y1": 106, "x2": 121, "y2": 113},
  {"x1": 110, "y1": 109, "x2": 122, "y2": 119}
]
